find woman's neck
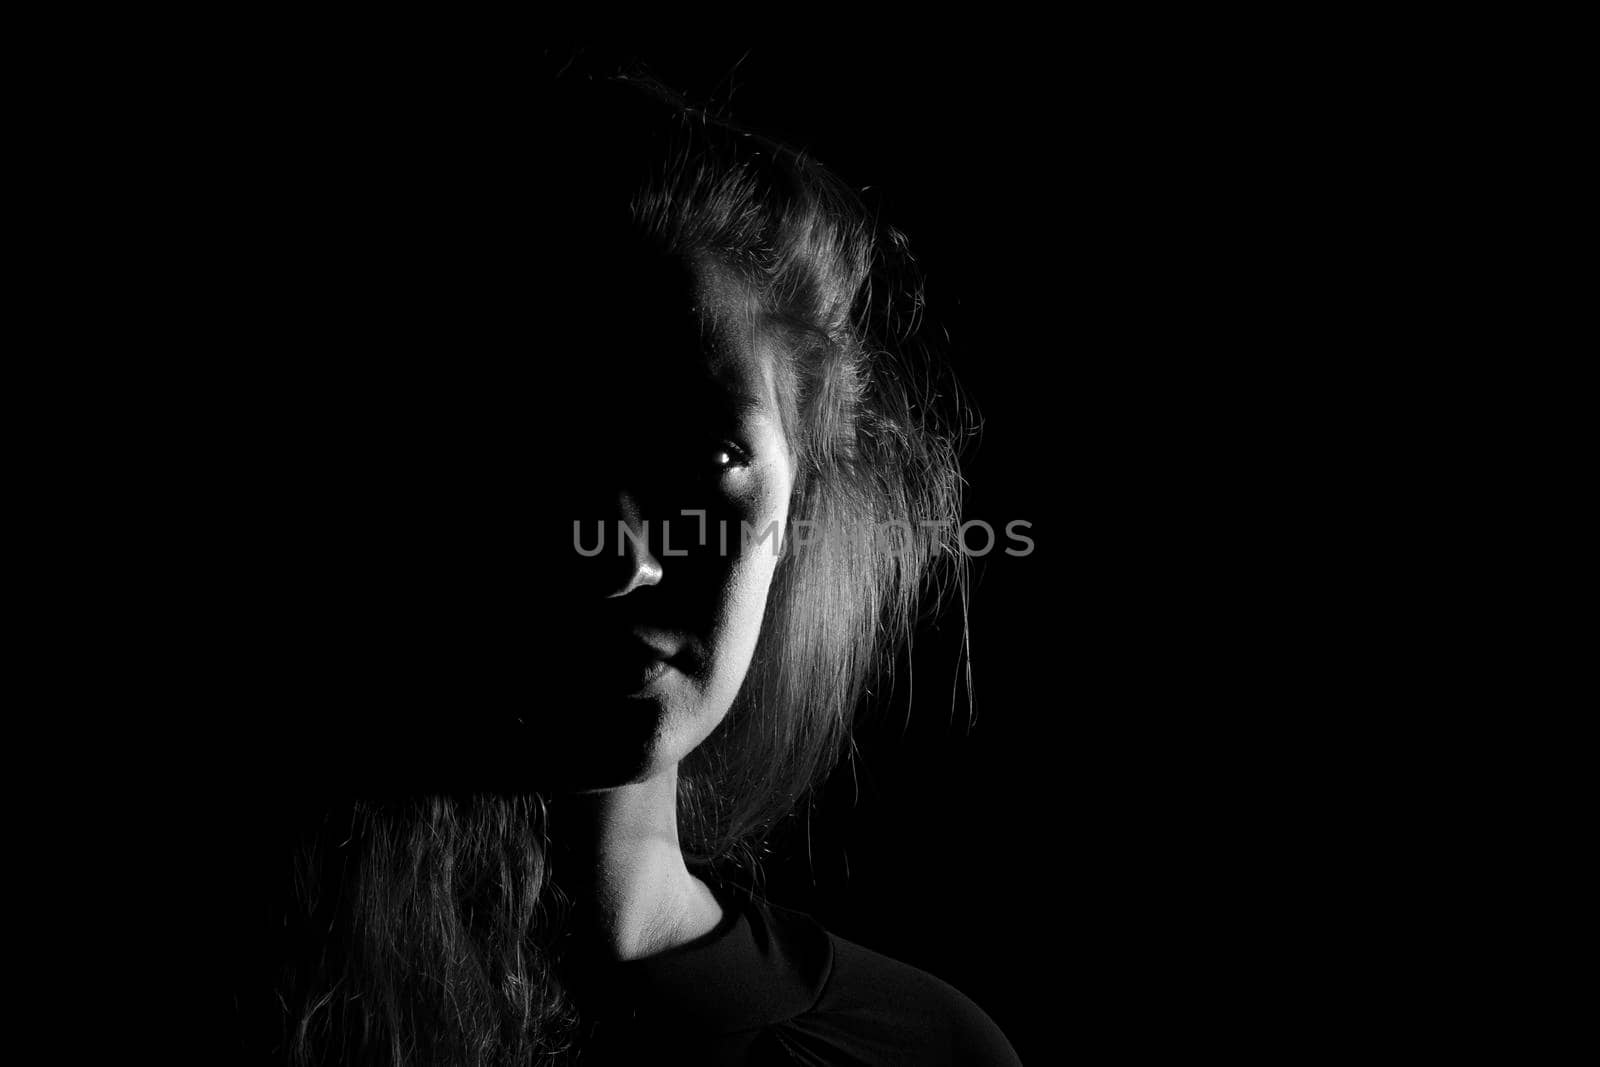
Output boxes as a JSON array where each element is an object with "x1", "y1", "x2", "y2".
[{"x1": 556, "y1": 765, "x2": 724, "y2": 962}]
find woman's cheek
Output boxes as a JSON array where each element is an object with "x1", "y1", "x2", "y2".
[{"x1": 701, "y1": 483, "x2": 788, "y2": 692}]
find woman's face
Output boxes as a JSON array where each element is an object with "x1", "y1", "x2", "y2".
[{"x1": 538, "y1": 254, "x2": 795, "y2": 790}]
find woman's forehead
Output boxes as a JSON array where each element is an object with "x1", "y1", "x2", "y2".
[
  {"x1": 689, "y1": 260, "x2": 780, "y2": 408},
  {"x1": 568, "y1": 251, "x2": 778, "y2": 416}
]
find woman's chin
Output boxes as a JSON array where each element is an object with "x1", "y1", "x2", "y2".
[
  {"x1": 524, "y1": 704, "x2": 663, "y2": 790},
  {"x1": 526, "y1": 698, "x2": 736, "y2": 794}
]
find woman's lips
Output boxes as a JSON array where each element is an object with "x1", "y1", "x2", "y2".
[
  {"x1": 606, "y1": 632, "x2": 690, "y2": 695},
  {"x1": 628, "y1": 627, "x2": 686, "y2": 660},
  {"x1": 623, "y1": 655, "x2": 673, "y2": 694},
  {"x1": 558, "y1": 616, "x2": 700, "y2": 697}
]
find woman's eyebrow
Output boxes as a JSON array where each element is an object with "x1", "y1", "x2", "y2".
[
  {"x1": 715, "y1": 384, "x2": 766, "y2": 417},
  {"x1": 695, "y1": 362, "x2": 772, "y2": 419}
]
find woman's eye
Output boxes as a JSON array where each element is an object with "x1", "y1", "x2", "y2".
[{"x1": 712, "y1": 442, "x2": 751, "y2": 471}]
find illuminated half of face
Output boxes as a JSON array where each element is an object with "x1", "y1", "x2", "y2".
[{"x1": 538, "y1": 255, "x2": 797, "y2": 791}]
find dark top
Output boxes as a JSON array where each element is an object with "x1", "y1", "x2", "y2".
[{"x1": 574, "y1": 886, "x2": 1022, "y2": 1065}]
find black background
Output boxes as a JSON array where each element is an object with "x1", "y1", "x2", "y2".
[{"x1": 50, "y1": 20, "x2": 1534, "y2": 1063}]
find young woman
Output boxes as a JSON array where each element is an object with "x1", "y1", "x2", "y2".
[{"x1": 266, "y1": 68, "x2": 1021, "y2": 1065}]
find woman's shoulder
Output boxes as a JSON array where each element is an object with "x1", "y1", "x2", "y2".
[{"x1": 755, "y1": 898, "x2": 1022, "y2": 1066}]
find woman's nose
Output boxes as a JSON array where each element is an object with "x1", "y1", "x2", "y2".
[{"x1": 607, "y1": 492, "x2": 663, "y2": 598}]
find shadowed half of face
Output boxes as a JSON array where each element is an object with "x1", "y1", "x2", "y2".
[{"x1": 227, "y1": 77, "x2": 958, "y2": 811}]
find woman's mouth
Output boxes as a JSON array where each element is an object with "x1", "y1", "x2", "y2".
[
  {"x1": 624, "y1": 655, "x2": 673, "y2": 694},
  {"x1": 606, "y1": 630, "x2": 690, "y2": 695}
]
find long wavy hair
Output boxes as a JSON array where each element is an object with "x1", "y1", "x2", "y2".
[{"x1": 278, "y1": 68, "x2": 969, "y2": 1066}]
